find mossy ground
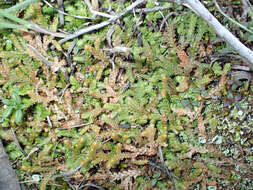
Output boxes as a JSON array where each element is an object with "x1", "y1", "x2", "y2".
[{"x1": 0, "y1": 0, "x2": 252, "y2": 189}]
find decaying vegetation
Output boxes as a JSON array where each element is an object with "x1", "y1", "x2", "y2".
[{"x1": 0, "y1": 0, "x2": 252, "y2": 189}]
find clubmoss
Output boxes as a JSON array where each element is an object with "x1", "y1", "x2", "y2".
[{"x1": 0, "y1": 0, "x2": 252, "y2": 189}]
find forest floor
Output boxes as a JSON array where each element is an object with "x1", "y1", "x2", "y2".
[{"x1": 0, "y1": 0, "x2": 252, "y2": 189}]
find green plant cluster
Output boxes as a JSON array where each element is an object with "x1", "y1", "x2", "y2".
[{"x1": 0, "y1": 0, "x2": 252, "y2": 189}]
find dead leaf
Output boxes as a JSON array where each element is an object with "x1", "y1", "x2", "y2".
[
  {"x1": 181, "y1": 145, "x2": 208, "y2": 159},
  {"x1": 208, "y1": 74, "x2": 227, "y2": 97},
  {"x1": 173, "y1": 107, "x2": 195, "y2": 120},
  {"x1": 108, "y1": 68, "x2": 119, "y2": 88},
  {"x1": 175, "y1": 76, "x2": 190, "y2": 92},
  {"x1": 0, "y1": 64, "x2": 10, "y2": 85},
  {"x1": 198, "y1": 116, "x2": 207, "y2": 139},
  {"x1": 177, "y1": 48, "x2": 194, "y2": 73},
  {"x1": 177, "y1": 49, "x2": 189, "y2": 67}
]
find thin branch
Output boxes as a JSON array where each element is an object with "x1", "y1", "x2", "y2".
[
  {"x1": 231, "y1": 65, "x2": 250, "y2": 71},
  {"x1": 78, "y1": 183, "x2": 105, "y2": 190},
  {"x1": 52, "y1": 165, "x2": 82, "y2": 180},
  {"x1": 42, "y1": 0, "x2": 93, "y2": 20},
  {"x1": 11, "y1": 127, "x2": 27, "y2": 157},
  {"x1": 214, "y1": 0, "x2": 253, "y2": 35},
  {"x1": 0, "y1": 9, "x2": 31, "y2": 27},
  {"x1": 106, "y1": 25, "x2": 115, "y2": 48},
  {"x1": 178, "y1": 0, "x2": 253, "y2": 70},
  {"x1": 58, "y1": 83, "x2": 71, "y2": 98},
  {"x1": 59, "y1": 19, "x2": 112, "y2": 44},
  {"x1": 68, "y1": 122, "x2": 93, "y2": 129},
  {"x1": 0, "y1": 8, "x2": 66, "y2": 37},
  {"x1": 158, "y1": 146, "x2": 175, "y2": 190},
  {"x1": 23, "y1": 147, "x2": 39, "y2": 161},
  {"x1": 90, "y1": 9, "x2": 115, "y2": 19},
  {"x1": 6, "y1": 0, "x2": 39, "y2": 12},
  {"x1": 62, "y1": 177, "x2": 75, "y2": 190},
  {"x1": 47, "y1": 115, "x2": 53, "y2": 127},
  {"x1": 135, "y1": 6, "x2": 171, "y2": 13},
  {"x1": 30, "y1": 24, "x2": 66, "y2": 38},
  {"x1": 46, "y1": 107, "x2": 53, "y2": 127},
  {"x1": 59, "y1": 0, "x2": 146, "y2": 43},
  {"x1": 84, "y1": 0, "x2": 115, "y2": 19},
  {"x1": 147, "y1": 160, "x2": 180, "y2": 180},
  {"x1": 35, "y1": 80, "x2": 41, "y2": 96},
  {"x1": 26, "y1": 44, "x2": 54, "y2": 67},
  {"x1": 0, "y1": 22, "x2": 26, "y2": 29},
  {"x1": 240, "y1": 0, "x2": 253, "y2": 18},
  {"x1": 57, "y1": 0, "x2": 64, "y2": 25}
]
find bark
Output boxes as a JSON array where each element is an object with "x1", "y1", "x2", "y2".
[{"x1": 0, "y1": 139, "x2": 21, "y2": 190}]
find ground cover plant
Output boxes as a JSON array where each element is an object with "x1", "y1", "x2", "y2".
[{"x1": 0, "y1": 0, "x2": 252, "y2": 189}]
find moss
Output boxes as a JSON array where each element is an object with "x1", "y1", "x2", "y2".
[{"x1": 0, "y1": 0, "x2": 251, "y2": 189}]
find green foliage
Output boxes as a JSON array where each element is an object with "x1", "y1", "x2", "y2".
[
  {"x1": 5, "y1": 142, "x2": 24, "y2": 160},
  {"x1": 1, "y1": 86, "x2": 32, "y2": 125},
  {"x1": 0, "y1": 0, "x2": 251, "y2": 189},
  {"x1": 69, "y1": 75, "x2": 82, "y2": 90},
  {"x1": 34, "y1": 104, "x2": 50, "y2": 121}
]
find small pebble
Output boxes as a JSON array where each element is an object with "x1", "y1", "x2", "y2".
[
  {"x1": 238, "y1": 110, "x2": 243, "y2": 116},
  {"x1": 32, "y1": 174, "x2": 40, "y2": 182}
]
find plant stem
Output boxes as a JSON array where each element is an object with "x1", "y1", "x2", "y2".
[
  {"x1": 214, "y1": 0, "x2": 253, "y2": 35},
  {"x1": 180, "y1": 0, "x2": 253, "y2": 70},
  {"x1": 0, "y1": 9, "x2": 31, "y2": 27},
  {"x1": 6, "y1": 0, "x2": 40, "y2": 13},
  {"x1": 0, "y1": 22, "x2": 26, "y2": 29}
]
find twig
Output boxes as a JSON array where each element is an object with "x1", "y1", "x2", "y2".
[
  {"x1": 90, "y1": 10, "x2": 115, "y2": 19},
  {"x1": 6, "y1": 0, "x2": 39, "y2": 12},
  {"x1": 62, "y1": 177, "x2": 75, "y2": 190},
  {"x1": 158, "y1": 146, "x2": 175, "y2": 190},
  {"x1": 231, "y1": 65, "x2": 250, "y2": 71},
  {"x1": 174, "y1": 0, "x2": 253, "y2": 70},
  {"x1": 30, "y1": 24, "x2": 66, "y2": 38},
  {"x1": 78, "y1": 183, "x2": 105, "y2": 190},
  {"x1": 23, "y1": 147, "x2": 39, "y2": 161},
  {"x1": 158, "y1": 10, "x2": 169, "y2": 31},
  {"x1": 52, "y1": 165, "x2": 82, "y2": 180},
  {"x1": 0, "y1": 22, "x2": 26, "y2": 29},
  {"x1": 214, "y1": 0, "x2": 253, "y2": 35},
  {"x1": 241, "y1": 0, "x2": 253, "y2": 18},
  {"x1": 44, "y1": 106, "x2": 53, "y2": 127},
  {"x1": 59, "y1": 0, "x2": 146, "y2": 43},
  {"x1": 42, "y1": 0, "x2": 93, "y2": 20},
  {"x1": 57, "y1": 0, "x2": 64, "y2": 25},
  {"x1": 84, "y1": 0, "x2": 113, "y2": 18},
  {"x1": 106, "y1": 25, "x2": 115, "y2": 48},
  {"x1": 26, "y1": 44, "x2": 54, "y2": 67},
  {"x1": 67, "y1": 40, "x2": 77, "y2": 55},
  {"x1": 59, "y1": 20, "x2": 110, "y2": 44},
  {"x1": 148, "y1": 160, "x2": 166, "y2": 171},
  {"x1": 0, "y1": 9, "x2": 66, "y2": 37},
  {"x1": 35, "y1": 80, "x2": 41, "y2": 96},
  {"x1": 103, "y1": 46, "x2": 131, "y2": 53},
  {"x1": 68, "y1": 122, "x2": 93, "y2": 129},
  {"x1": 58, "y1": 83, "x2": 71, "y2": 98},
  {"x1": 11, "y1": 127, "x2": 28, "y2": 157},
  {"x1": 160, "y1": 12, "x2": 175, "y2": 31},
  {"x1": 135, "y1": 6, "x2": 171, "y2": 13},
  {"x1": 47, "y1": 116, "x2": 53, "y2": 127},
  {"x1": 66, "y1": 39, "x2": 77, "y2": 75},
  {"x1": 0, "y1": 9, "x2": 31, "y2": 27},
  {"x1": 210, "y1": 52, "x2": 249, "y2": 65}
]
